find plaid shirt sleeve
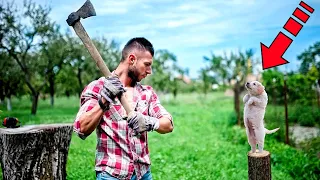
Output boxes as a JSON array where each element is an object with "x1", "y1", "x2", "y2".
[
  {"x1": 147, "y1": 86, "x2": 174, "y2": 127},
  {"x1": 73, "y1": 79, "x2": 104, "y2": 140}
]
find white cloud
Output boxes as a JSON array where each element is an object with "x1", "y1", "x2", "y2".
[
  {"x1": 95, "y1": 1, "x2": 144, "y2": 15},
  {"x1": 166, "y1": 16, "x2": 207, "y2": 28},
  {"x1": 24, "y1": 0, "x2": 320, "y2": 78}
]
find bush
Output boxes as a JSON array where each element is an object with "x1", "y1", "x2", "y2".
[
  {"x1": 228, "y1": 111, "x2": 237, "y2": 126},
  {"x1": 288, "y1": 106, "x2": 300, "y2": 123},
  {"x1": 314, "y1": 109, "x2": 320, "y2": 124},
  {"x1": 299, "y1": 137, "x2": 320, "y2": 159},
  {"x1": 299, "y1": 112, "x2": 316, "y2": 127},
  {"x1": 288, "y1": 105, "x2": 320, "y2": 127}
]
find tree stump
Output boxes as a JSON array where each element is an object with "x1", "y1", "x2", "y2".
[
  {"x1": 0, "y1": 123, "x2": 73, "y2": 180},
  {"x1": 248, "y1": 150, "x2": 271, "y2": 180}
]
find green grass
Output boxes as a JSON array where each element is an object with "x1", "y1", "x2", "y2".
[{"x1": 0, "y1": 93, "x2": 319, "y2": 180}]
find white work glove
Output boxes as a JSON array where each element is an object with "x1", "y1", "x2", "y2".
[
  {"x1": 127, "y1": 111, "x2": 159, "y2": 135},
  {"x1": 99, "y1": 76, "x2": 125, "y2": 111}
]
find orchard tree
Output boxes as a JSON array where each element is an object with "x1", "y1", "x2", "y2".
[
  {"x1": 199, "y1": 68, "x2": 212, "y2": 96},
  {"x1": 261, "y1": 68, "x2": 284, "y2": 105},
  {"x1": 145, "y1": 49, "x2": 184, "y2": 98},
  {"x1": 0, "y1": 52, "x2": 25, "y2": 110},
  {"x1": 0, "y1": 0, "x2": 56, "y2": 115},
  {"x1": 40, "y1": 27, "x2": 70, "y2": 106},
  {"x1": 204, "y1": 49, "x2": 257, "y2": 125},
  {"x1": 297, "y1": 41, "x2": 320, "y2": 75},
  {"x1": 63, "y1": 35, "x2": 121, "y2": 96}
]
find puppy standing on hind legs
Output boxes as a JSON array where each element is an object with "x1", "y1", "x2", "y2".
[{"x1": 243, "y1": 81, "x2": 279, "y2": 153}]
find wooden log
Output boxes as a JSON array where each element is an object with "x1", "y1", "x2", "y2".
[
  {"x1": 248, "y1": 150, "x2": 271, "y2": 180},
  {"x1": 0, "y1": 123, "x2": 73, "y2": 180}
]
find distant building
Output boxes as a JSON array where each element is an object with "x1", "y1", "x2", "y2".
[{"x1": 176, "y1": 75, "x2": 192, "y2": 84}]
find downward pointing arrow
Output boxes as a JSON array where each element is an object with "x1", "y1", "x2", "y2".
[
  {"x1": 260, "y1": 1, "x2": 315, "y2": 70},
  {"x1": 261, "y1": 32, "x2": 292, "y2": 70}
]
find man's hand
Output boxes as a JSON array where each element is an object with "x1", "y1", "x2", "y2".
[
  {"x1": 127, "y1": 111, "x2": 159, "y2": 134},
  {"x1": 100, "y1": 76, "x2": 125, "y2": 104}
]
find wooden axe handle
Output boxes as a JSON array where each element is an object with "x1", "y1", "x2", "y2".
[{"x1": 72, "y1": 21, "x2": 132, "y2": 117}]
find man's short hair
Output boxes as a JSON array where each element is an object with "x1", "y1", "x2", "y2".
[{"x1": 121, "y1": 37, "x2": 154, "y2": 61}]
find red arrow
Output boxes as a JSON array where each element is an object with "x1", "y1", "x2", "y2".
[{"x1": 261, "y1": 32, "x2": 292, "y2": 69}]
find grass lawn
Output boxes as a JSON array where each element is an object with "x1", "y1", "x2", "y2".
[{"x1": 0, "y1": 92, "x2": 319, "y2": 179}]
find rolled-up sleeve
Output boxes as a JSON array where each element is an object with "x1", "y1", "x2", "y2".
[
  {"x1": 148, "y1": 87, "x2": 173, "y2": 127},
  {"x1": 73, "y1": 79, "x2": 103, "y2": 140},
  {"x1": 73, "y1": 99, "x2": 98, "y2": 140}
]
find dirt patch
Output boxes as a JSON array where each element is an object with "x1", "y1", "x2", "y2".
[{"x1": 224, "y1": 89, "x2": 234, "y2": 97}]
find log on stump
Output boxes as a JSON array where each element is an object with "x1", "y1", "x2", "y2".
[
  {"x1": 248, "y1": 150, "x2": 271, "y2": 180},
  {"x1": 0, "y1": 123, "x2": 73, "y2": 180}
]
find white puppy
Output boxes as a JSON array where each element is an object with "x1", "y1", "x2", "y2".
[{"x1": 243, "y1": 81, "x2": 279, "y2": 153}]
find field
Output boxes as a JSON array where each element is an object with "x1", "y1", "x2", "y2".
[{"x1": 0, "y1": 92, "x2": 319, "y2": 180}]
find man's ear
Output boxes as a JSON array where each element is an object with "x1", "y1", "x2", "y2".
[{"x1": 128, "y1": 54, "x2": 136, "y2": 64}]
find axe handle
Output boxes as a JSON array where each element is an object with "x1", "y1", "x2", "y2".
[{"x1": 72, "y1": 21, "x2": 133, "y2": 117}]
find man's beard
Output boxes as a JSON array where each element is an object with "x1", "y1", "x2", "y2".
[{"x1": 128, "y1": 66, "x2": 140, "y2": 86}]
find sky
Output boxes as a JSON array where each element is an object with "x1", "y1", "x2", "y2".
[{"x1": 20, "y1": 0, "x2": 320, "y2": 78}]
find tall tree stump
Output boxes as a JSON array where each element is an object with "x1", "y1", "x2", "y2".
[
  {"x1": 248, "y1": 150, "x2": 271, "y2": 180},
  {"x1": 0, "y1": 123, "x2": 73, "y2": 180}
]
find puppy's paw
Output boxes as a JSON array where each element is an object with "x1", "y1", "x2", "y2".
[
  {"x1": 243, "y1": 94, "x2": 250, "y2": 103},
  {"x1": 248, "y1": 99, "x2": 254, "y2": 105}
]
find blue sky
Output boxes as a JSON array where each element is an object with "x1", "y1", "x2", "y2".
[{"x1": 29, "y1": 0, "x2": 320, "y2": 78}]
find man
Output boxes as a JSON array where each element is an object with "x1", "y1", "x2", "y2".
[{"x1": 73, "y1": 37, "x2": 174, "y2": 180}]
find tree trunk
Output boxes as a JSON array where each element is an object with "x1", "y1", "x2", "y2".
[
  {"x1": 50, "y1": 95, "x2": 54, "y2": 107},
  {"x1": 31, "y1": 93, "x2": 39, "y2": 115},
  {"x1": 49, "y1": 74, "x2": 55, "y2": 107},
  {"x1": 248, "y1": 150, "x2": 271, "y2": 180},
  {"x1": 317, "y1": 79, "x2": 320, "y2": 110},
  {"x1": 173, "y1": 88, "x2": 177, "y2": 100},
  {"x1": 284, "y1": 78, "x2": 289, "y2": 145},
  {"x1": 0, "y1": 124, "x2": 73, "y2": 180},
  {"x1": 0, "y1": 95, "x2": 4, "y2": 106},
  {"x1": 6, "y1": 97, "x2": 12, "y2": 111},
  {"x1": 65, "y1": 90, "x2": 70, "y2": 98},
  {"x1": 317, "y1": 86, "x2": 320, "y2": 110},
  {"x1": 77, "y1": 67, "x2": 83, "y2": 97},
  {"x1": 272, "y1": 86, "x2": 276, "y2": 105},
  {"x1": 234, "y1": 83, "x2": 241, "y2": 126},
  {"x1": 0, "y1": 80, "x2": 4, "y2": 105}
]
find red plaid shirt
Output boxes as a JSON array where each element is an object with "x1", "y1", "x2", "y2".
[{"x1": 73, "y1": 77, "x2": 173, "y2": 180}]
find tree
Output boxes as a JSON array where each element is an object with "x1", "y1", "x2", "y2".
[
  {"x1": 297, "y1": 41, "x2": 320, "y2": 106},
  {"x1": 199, "y1": 68, "x2": 212, "y2": 96},
  {"x1": 297, "y1": 41, "x2": 320, "y2": 75},
  {"x1": 0, "y1": 0, "x2": 56, "y2": 115},
  {"x1": 63, "y1": 35, "x2": 87, "y2": 97},
  {"x1": 204, "y1": 49, "x2": 256, "y2": 125},
  {"x1": 144, "y1": 50, "x2": 184, "y2": 98},
  {"x1": 91, "y1": 37, "x2": 120, "y2": 75},
  {"x1": 40, "y1": 27, "x2": 69, "y2": 106},
  {"x1": 62, "y1": 35, "x2": 121, "y2": 97},
  {"x1": 204, "y1": 52, "x2": 229, "y2": 85},
  {"x1": 169, "y1": 63, "x2": 185, "y2": 99},
  {"x1": 0, "y1": 52, "x2": 25, "y2": 110},
  {"x1": 262, "y1": 68, "x2": 284, "y2": 105}
]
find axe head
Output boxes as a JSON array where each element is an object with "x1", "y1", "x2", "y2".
[{"x1": 66, "y1": 0, "x2": 96, "y2": 26}]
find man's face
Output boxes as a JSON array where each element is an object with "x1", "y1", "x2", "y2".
[{"x1": 128, "y1": 50, "x2": 153, "y2": 82}]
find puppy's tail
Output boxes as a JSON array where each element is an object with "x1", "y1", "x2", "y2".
[{"x1": 265, "y1": 128, "x2": 280, "y2": 134}]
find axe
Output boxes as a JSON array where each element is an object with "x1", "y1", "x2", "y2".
[{"x1": 66, "y1": 0, "x2": 132, "y2": 117}]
